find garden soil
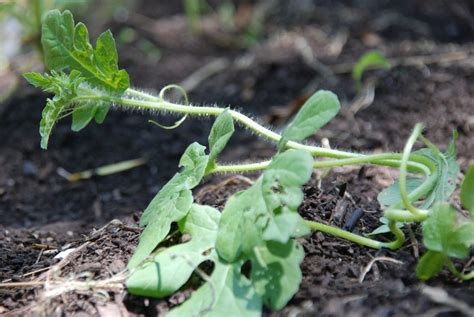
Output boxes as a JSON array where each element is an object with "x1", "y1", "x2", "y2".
[{"x1": 1, "y1": 1, "x2": 473, "y2": 316}]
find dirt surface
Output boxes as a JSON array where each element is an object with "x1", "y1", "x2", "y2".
[{"x1": 1, "y1": 0, "x2": 474, "y2": 316}]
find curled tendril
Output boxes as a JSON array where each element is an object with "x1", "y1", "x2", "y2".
[{"x1": 149, "y1": 84, "x2": 190, "y2": 130}]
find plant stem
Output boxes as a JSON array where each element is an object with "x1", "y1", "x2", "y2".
[
  {"x1": 399, "y1": 124, "x2": 426, "y2": 216},
  {"x1": 115, "y1": 88, "x2": 436, "y2": 174},
  {"x1": 74, "y1": 87, "x2": 441, "y2": 245},
  {"x1": 447, "y1": 260, "x2": 474, "y2": 280},
  {"x1": 382, "y1": 221, "x2": 405, "y2": 250},
  {"x1": 305, "y1": 220, "x2": 383, "y2": 249},
  {"x1": 305, "y1": 218, "x2": 406, "y2": 251}
]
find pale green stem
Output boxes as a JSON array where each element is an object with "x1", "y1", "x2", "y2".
[
  {"x1": 305, "y1": 220, "x2": 384, "y2": 249},
  {"x1": 447, "y1": 260, "x2": 474, "y2": 281},
  {"x1": 72, "y1": 87, "x2": 441, "y2": 251},
  {"x1": 399, "y1": 123, "x2": 426, "y2": 216},
  {"x1": 383, "y1": 221, "x2": 405, "y2": 249}
]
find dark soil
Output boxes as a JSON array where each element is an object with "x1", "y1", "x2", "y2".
[{"x1": 1, "y1": 0, "x2": 473, "y2": 316}]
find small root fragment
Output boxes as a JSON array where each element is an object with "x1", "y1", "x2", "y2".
[{"x1": 359, "y1": 256, "x2": 403, "y2": 283}]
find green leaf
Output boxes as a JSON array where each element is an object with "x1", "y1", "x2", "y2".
[
  {"x1": 422, "y1": 202, "x2": 471, "y2": 259},
  {"x1": 24, "y1": 70, "x2": 85, "y2": 149},
  {"x1": 352, "y1": 51, "x2": 391, "y2": 90},
  {"x1": 377, "y1": 177, "x2": 424, "y2": 207},
  {"x1": 414, "y1": 136, "x2": 459, "y2": 208},
  {"x1": 416, "y1": 251, "x2": 448, "y2": 281},
  {"x1": 367, "y1": 217, "x2": 404, "y2": 237},
  {"x1": 41, "y1": 9, "x2": 129, "y2": 93},
  {"x1": 71, "y1": 102, "x2": 110, "y2": 131},
  {"x1": 278, "y1": 91, "x2": 340, "y2": 151},
  {"x1": 167, "y1": 257, "x2": 262, "y2": 317},
  {"x1": 455, "y1": 222, "x2": 474, "y2": 249},
  {"x1": 216, "y1": 150, "x2": 312, "y2": 262},
  {"x1": 25, "y1": 9, "x2": 129, "y2": 146},
  {"x1": 129, "y1": 143, "x2": 209, "y2": 268},
  {"x1": 461, "y1": 165, "x2": 474, "y2": 216},
  {"x1": 208, "y1": 110, "x2": 234, "y2": 163},
  {"x1": 216, "y1": 180, "x2": 266, "y2": 262},
  {"x1": 251, "y1": 240, "x2": 304, "y2": 310},
  {"x1": 261, "y1": 150, "x2": 313, "y2": 242},
  {"x1": 23, "y1": 72, "x2": 52, "y2": 87},
  {"x1": 71, "y1": 103, "x2": 97, "y2": 131},
  {"x1": 178, "y1": 142, "x2": 210, "y2": 188},
  {"x1": 127, "y1": 204, "x2": 220, "y2": 297}
]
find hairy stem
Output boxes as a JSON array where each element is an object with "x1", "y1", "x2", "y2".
[{"x1": 73, "y1": 87, "x2": 441, "y2": 250}]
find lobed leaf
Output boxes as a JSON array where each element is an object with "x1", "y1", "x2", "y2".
[
  {"x1": 251, "y1": 240, "x2": 304, "y2": 310},
  {"x1": 127, "y1": 204, "x2": 220, "y2": 297},
  {"x1": 24, "y1": 70, "x2": 84, "y2": 149},
  {"x1": 379, "y1": 133, "x2": 460, "y2": 210},
  {"x1": 167, "y1": 257, "x2": 262, "y2": 317},
  {"x1": 261, "y1": 150, "x2": 313, "y2": 242},
  {"x1": 216, "y1": 150, "x2": 312, "y2": 262},
  {"x1": 129, "y1": 150, "x2": 312, "y2": 313},
  {"x1": 42, "y1": 10, "x2": 129, "y2": 93},
  {"x1": 178, "y1": 142, "x2": 210, "y2": 188},
  {"x1": 460, "y1": 165, "x2": 474, "y2": 216},
  {"x1": 128, "y1": 143, "x2": 209, "y2": 268},
  {"x1": 422, "y1": 202, "x2": 472, "y2": 259},
  {"x1": 25, "y1": 9, "x2": 129, "y2": 147},
  {"x1": 278, "y1": 91, "x2": 340, "y2": 151}
]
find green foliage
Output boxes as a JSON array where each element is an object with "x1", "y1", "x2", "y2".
[
  {"x1": 127, "y1": 204, "x2": 220, "y2": 297},
  {"x1": 278, "y1": 90, "x2": 340, "y2": 151},
  {"x1": 129, "y1": 204, "x2": 264, "y2": 316},
  {"x1": 352, "y1": 51, "x2": 391, "y2": 90},
  {"x1": 207, "y1": 110, "x2": 235, "y2": 170},
  {"x1": 377, "y1": 177, "x2": 424, "y2": 207},
  {"x1": 250, "y1": 240, "x2": 304, "y2": 310},
  {"x1": 415, "y1": 133, "x2": 459, "y2": 208},
  {"x1": 24, "y1": 70, "x2": 84, "y2": 149},
  {"x1": 216, "y1": 150, "x2": 312, "y2": 261},
  {"x1": 167, "y1": 257, "x2": 262, "y2": 317},
  {"x1": 377, "y1": 133, "x2": 459, "y2": 209},
  {"x1": 24, "y1": 9, "x2": 129, "y2": 148},
  {"x1": 416, "y1": 250, "x2": 447, "y2": 280},
  {"x1": 366, "y1": 216, "x2": 403, "y2": 237},
  {"x1": 416, "y1": 202, "x2": 474, "y2": 280},
  {"x1": 422, "y1": 203, "x2": 472, "y2": 258},
  {"x1": 461, "y1": 165, "x2": 474, "y2": 215},
  {"x1": 128, "y1": 149, "x2": 311, "y2": 314},
  {"x1": 128, "y1": 143, "x2": 209, "y2": 268},
  {"x1": 26, "y1": 9, "x2": 474, "y2": 316},
  {"x1": 42, "y1": 9, "x2": 129, "y2": 92}
]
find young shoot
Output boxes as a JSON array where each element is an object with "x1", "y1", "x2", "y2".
[{"x1": 25, "y1": 9, "x2": 474, "y2": 316}]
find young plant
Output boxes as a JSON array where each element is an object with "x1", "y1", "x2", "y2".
[
  {"x1": 25, "y1": 9, "x2": 474, "y2": 315},
  {"x1": 352, "y1": 50, "x2": 391, "y2": 91}
]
